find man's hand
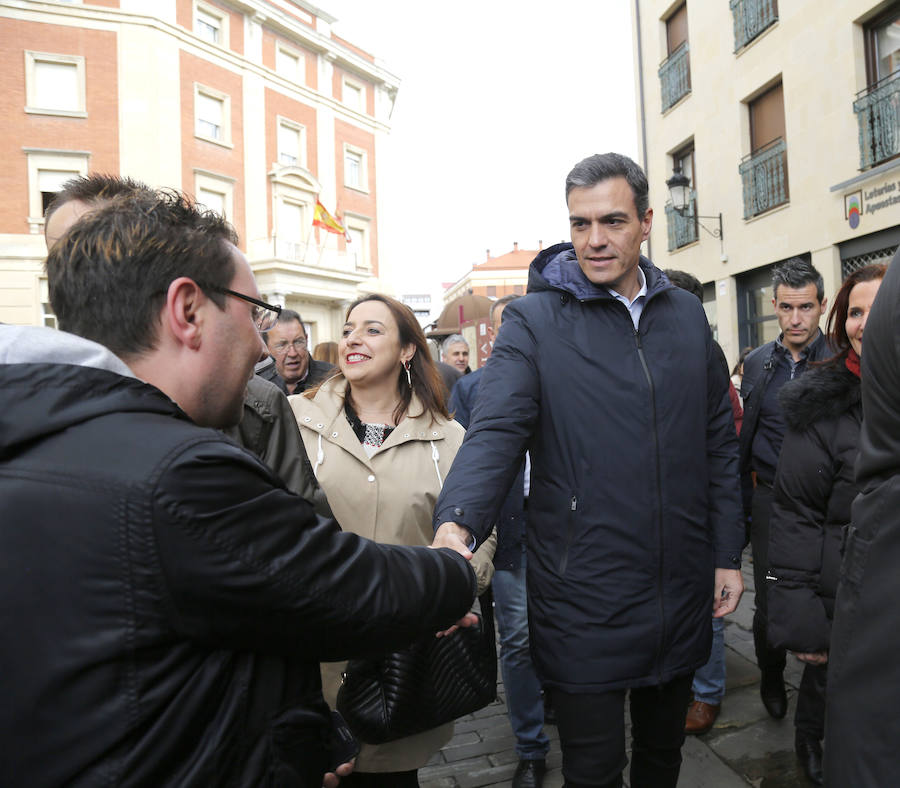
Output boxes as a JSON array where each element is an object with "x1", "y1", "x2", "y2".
[
  {"x1": 713, "y1": 568, "x2": 743, "y2": 618},
  {"x1": 431, "y1": 521, "x2": 473, "y2": 561},
  {"x1": 323, "y1": 759, "x2": 354, "y2": 787},
  {"x1": 793, "y1": 651, "x2": 828, "y2": 665},
  {"x1": 431, "y1": 521, "x2": 479, "y2": 635}
]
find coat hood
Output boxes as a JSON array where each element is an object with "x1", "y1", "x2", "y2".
[
  {"x1": 778, "y1": 359, "x2": 860, "y2": 432},
  {"x1": 0, "y1": 325, "x2": 183, "y2": 459},
  {"x1": 527, "y1": 242, "x2": 672, "y2": 301}
]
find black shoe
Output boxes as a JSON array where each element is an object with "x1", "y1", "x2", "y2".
[
  {"x1": 760, "y1": 669, "x2": 787, "y2": 719},
  {"x1": 795, "y1": 731, "x2": 824, "y2": 786},
  {"x1": 512, "y1": 758, "x2": 546, "y2": 788}
]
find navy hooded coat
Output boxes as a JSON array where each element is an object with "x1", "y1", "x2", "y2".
[{"x1": 434, "y1": 243, "x2": 744, "y2": 692}]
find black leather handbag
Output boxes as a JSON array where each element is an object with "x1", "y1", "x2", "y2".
[{"x1": 336, "y1": 590, "x2": 497, "y2": 744}]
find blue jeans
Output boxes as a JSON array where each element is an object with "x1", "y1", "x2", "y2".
[
  {"x1": 691, "y1": 616, "x2": 725, "y2": 705},
  {"x1": 492, "y1": 559, "x2": 550, "y2": 760}
]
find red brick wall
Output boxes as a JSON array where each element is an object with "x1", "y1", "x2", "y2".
[
  {"x1": 180, "y1": 50, "x2": 245, "y2": 244},
  {"x1": 0, "y1": 19, "x2": 119, "y2": 234}
]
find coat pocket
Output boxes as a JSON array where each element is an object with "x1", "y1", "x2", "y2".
[
  {"x1": 767, "y1": 577, "x2": 831, "y2": 653},
  {"x1": 265, "y1": 705, "x2": 331, "y2": 788}
]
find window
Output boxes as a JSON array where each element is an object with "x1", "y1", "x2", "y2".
[
  {"x1": 739, "y1": 82, "x2": 789, "y2": 217},
  {"x1": 25, "y1": 150, "x2": 89, "y2": 231},
  {"x1": 194, "y1": 85, "x2": 231, "y2": 145},
  {"x1": 855, "y1": 6, "x2": 900, "y2": 169},
  {"x1": 277, "y1": 198, "x2": 306, "y2": 241},
  {"x1": 864, "y1": 5, "x2": 900, "y2": 85},
  {"x1": 665, "y1": 143, "x2": 698, "y2": 249},
  {"x1": 276, "y1": 44, "x2": 304, "y2": 84},
  {"x1": 343, "y1": 80, "x2": 364, "y2": 112},
  {"x1": 343, "y1": 146, "x2": 366, "y2": 191},
  {"x1": 25, "y1": 52, "x2": 86, "y2": 116},
  {"x1": 194, "y1": 1, "x2": 228, "y2": 47},
  {"x1": 730, "y1": 0, "x2": 778, "y2": 51},
  {"x1": 277, "y1": 119, "x2": 305, "y2": 167},
  {"x1": 666, "y1": 3, "x2": 688, "y2": 54},
  {"x1": 659, "y1": 5, "x2": 691, "y2": 111},
  {"x1": 194, "y1": 170, "x2": 234, "y2": 221},
  {"x1": 345, "y1": 224, "x2": 368, "y2": 269}
]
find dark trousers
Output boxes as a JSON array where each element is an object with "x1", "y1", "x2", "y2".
[
  {"x1": 548, "y1": 674, "x2": 693, "y2": 788},
  {"x1": 795, "y1": 662, "x2": 828, "y2": 740},
  {"x1": 751, "y1": 483, "x2": 786, "y2": 673},
  {"x1": 340, "y1": 770, "x2": 418, "y2": 787}
]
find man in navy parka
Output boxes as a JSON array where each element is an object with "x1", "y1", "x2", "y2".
[{"x1": 433, "y1": 153, "x2": 745, "y2": 788}]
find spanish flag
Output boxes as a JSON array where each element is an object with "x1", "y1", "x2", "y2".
[{"x1": 313, "y1": 198, "x2": 347, "y2": 236}]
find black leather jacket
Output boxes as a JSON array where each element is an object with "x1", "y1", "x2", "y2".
[{"x1": 0, "y1": 328, "x2": 475, "y2": 787}]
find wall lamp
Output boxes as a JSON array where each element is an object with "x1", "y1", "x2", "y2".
[{"x1": 665, "y1": 164, "x2": 724, "y2": 240}]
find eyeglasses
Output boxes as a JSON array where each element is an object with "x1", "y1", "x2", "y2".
[
  {"x1": 203, "y1": 285, "x2": 282, "y2": 332},
  {"x1": 271, "y1": 338, "x2": 308, "y2": 355}
]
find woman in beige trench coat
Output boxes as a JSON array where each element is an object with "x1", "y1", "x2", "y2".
[{"x1": 290, "y1": 293, "x2": 495, "y2": 788}]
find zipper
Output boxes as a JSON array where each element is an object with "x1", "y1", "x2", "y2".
[
  {"x1": 558, "y1": 494, "x2": 577, "y2": 574},
  {"x1": 634, "y1": 327, "x2": 666, "y2": 683}
]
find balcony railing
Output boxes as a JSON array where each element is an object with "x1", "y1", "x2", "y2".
[
  {"x1": 730, "y1": 0, "x2": 778, "y2": 51},
  {"x1": 665, "y1": 194, "x2": 699, "y2": 250},
  {"x1": 738, "y1": 138, "x2": 789, "y2": 219},
  {"x1": 659, "y1": 42, "x2": 691, "y2": 112},
  {"x1": 853, "y1": 70, "x2": 900, "y2": 170}
]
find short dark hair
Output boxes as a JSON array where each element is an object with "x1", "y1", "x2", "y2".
[
  {"x1": 264, "y1": 309, "x2": 305, "y2": 348},
  {"x1": 772, "y1": 257, "x2": 825, "y2": 302},
  {"x1": 824, "y1": 263, "x2": 887, "y2": 360},
  {"x1": 45, "y1": 174, "x2": 153, "y2": 228},
  {"x1": 47, "y1": 190, "x2": 238, "y2": 359},
  {"x1": 565, "y1": 153, "x2": 649, "y2": 219},
  {"x1": 664, "y1": 269, "x2": 703, "y2": 301},
  {"x1": 490, "y1": 293, "x2": 520, "y2": 324}
]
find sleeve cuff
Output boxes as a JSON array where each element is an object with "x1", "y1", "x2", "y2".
[{"x1": 716, "y1": 550, "x2": 742, "y2": 570}]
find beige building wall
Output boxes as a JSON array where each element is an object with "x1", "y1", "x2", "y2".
[
  {"x1": 633, "y1": 0, "x2": 900, "y2": 367},
  {"x1": 0, "y1": 0, "x2": 399, "y2": 341}
]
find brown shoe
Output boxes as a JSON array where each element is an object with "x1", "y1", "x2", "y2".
[{"x1": 685, "y1": 700, "x2": 720, "y2": 734}]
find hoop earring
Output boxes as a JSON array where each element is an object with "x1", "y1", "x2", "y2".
[{"x1": 403, "y1": 359, "x2": 412, "y2": 388}]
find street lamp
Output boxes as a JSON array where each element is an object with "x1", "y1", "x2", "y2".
[{"x1": 665, "y1": 164, "x2": 724, "y2": 240}]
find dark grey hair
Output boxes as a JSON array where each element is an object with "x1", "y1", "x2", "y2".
[
  {"x1": 565, "y1": 153, "x2": 649, "y2": 219},
  {"x1": 771, "y1": 257, "x2": 824, "y2": 303}
]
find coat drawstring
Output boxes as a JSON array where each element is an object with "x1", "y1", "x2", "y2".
[
  {"x1": 430, "y1": 440, "x2": 443, "y2": 489},
  {"x1": 313, "y1": 433, "x2": 324, "y2": 478}
]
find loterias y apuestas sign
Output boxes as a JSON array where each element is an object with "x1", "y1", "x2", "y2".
[{"x1": 844, "y1": 177, "x2": 900, "y2": 230}]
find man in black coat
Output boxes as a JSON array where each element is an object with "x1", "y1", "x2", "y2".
[
  {"x1": 432, "y1": 153, "x2": 744, "y2": 788},
  {"x1": 0, "y1": 189, "x2": 476, "y2": 787},
  {"x1": 450, "y1": 294, "x2": 550, "y2": 788},
  {"x1": 738, "y1": 257, "x2": 830, "y2": 723},
  {"x1": 825, "y1": 249, "x2": 900, "y2": 786},
  {"x1": 261, "y1": 309, "x2": 335, "y2": 395}
]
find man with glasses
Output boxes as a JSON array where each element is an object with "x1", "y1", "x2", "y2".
[
  {"x1": 43, "y1": 174, "x2": 318, "y2": 501},
  {"x1": 0, "y1": 188, "x2": 478, "y2": 786},
  {"x1": 263, "y1": 310, "x2": 335, "y2": 395}
]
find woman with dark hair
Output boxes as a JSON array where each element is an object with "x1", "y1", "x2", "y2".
[
  {"x1": 767, "y1": 263, "x2": 887, "y2": 786},
  {"x1": 289, "y1": 293, "x2": 495, "y2": 788}
]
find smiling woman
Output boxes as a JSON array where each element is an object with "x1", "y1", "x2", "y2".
[{"x1": 287, "y1": 293, "x2": 496, "y2": 786}]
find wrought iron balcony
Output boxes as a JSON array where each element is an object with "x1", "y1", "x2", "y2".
[
  {"x1": 730, "y1": 0, "x2": 778, "y2": 52},
  {"x1": 853, "y1": 70, "x2": 900, "y2": 170},
  {"x1": 659, "y1": 42, "x2": 691, "y2": 112},
  {"x1": 738, "y1": 138, "x2": 789, "y2": 219},
  {"x1": 665, "y1": 194, "x2": 699, "y2": 250}
]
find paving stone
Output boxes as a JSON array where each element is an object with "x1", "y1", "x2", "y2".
[
  {"x1": 725, "y1": 649, "x2": 760, "y2": 690},
  {"x1": 676, "y1": 736, "x2": 752, "y2": 787}
]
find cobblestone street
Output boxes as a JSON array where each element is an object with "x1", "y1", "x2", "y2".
[{"x1": 421, "y1": 550, "x2": 812, "y2": 787}]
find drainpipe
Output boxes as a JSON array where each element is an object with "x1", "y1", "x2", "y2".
[{"x1": 634, "y1": 0, "x2": 652, "y2": 260}]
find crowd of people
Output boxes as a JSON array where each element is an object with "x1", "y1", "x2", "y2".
[{"x1": 1, "y1": 153, "x2": 898, "y2": 788}]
